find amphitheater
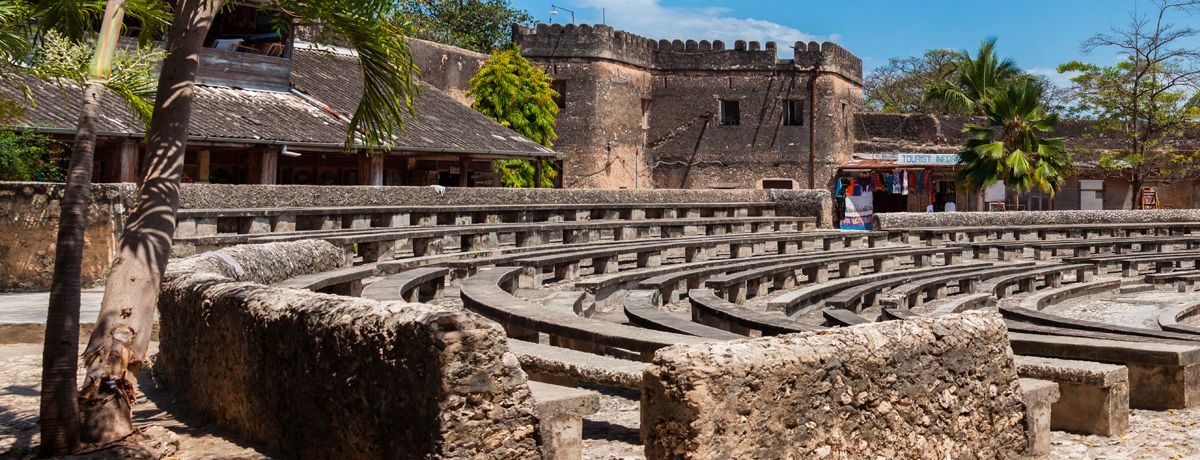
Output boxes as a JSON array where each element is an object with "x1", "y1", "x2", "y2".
[{"x1": 9, "y1": 183, "x2": 1200, "y2": 458}]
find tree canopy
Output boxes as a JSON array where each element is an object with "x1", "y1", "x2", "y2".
[
  {"x1": 398, "y1": 0, "x2": 534, "y2": 53},
  {"x1": 863, "y1": 49, "x2": 966, "y2": 114},
  {"x1": 468, "y1": 46, "x2": 559, "y2": 187}
]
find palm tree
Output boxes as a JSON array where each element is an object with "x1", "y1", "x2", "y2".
[
  {"x1": 78, "y1": 0, "x2": 420, "y2": 445},
  {"x1": 0, "y1": 0, "x2": 167, "y2": 454},
  {"x1": 925, "y1": 38, "x2": 1022, "y2": 115},
  {"x1": 958, "y1": 79, "x2": 1071, "y2": 209}
]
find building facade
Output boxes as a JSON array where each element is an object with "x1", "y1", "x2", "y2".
[{"x1": 513, "y1": 23, "x2": 863, "y2": 190}]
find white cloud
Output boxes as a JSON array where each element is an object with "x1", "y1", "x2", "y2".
[
  {"x1": 1027, "y1": 67, "x2": 1079, "y2": 88},
  {"x1": 564, "y1": 0, "x2": 836, "y2": 46}
]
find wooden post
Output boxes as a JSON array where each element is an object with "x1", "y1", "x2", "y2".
[
  {"x1": 249, "y1": 147, "x2": 278, "y2": 185},
  {"x1": 357, "y1": 154, "x2": 384, "y2": 185},
  {"x1": 458, "y1": 156, "x2": 470, "y2": 187},
  {"x1": 197, "y1": 149, "x2": 210, "y2": 183},
  {"x1": 533, "y1": 159, "x2": 543, "y2": 188},
  {"x1": 116, "y1": 140, "x2": 139, "y2": 183}
]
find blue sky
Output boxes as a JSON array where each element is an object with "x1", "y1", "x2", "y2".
[{"x1": 509, "y1": 0, "x2": 1200, "y2": 86}]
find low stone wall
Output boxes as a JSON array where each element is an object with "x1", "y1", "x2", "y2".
[
  {"x1": 155, "y1": 240, "x2": 541, "y2": 458},
  {"x1": 0, "y1": 182, "x2": 830, "y2": 291},
  {"x1": 0, "y1": 182, "x2": 136, "y2": 291},
  {"x1": 641, "y1": 311, "x2": 1027, "y2": 458},
  {"x1": 875, "y1": 209, "x2": 1200, "y2": 229}
]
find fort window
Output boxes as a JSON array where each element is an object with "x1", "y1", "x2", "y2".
[
  {"x1": 784, "y1": 100, "x2": 804, "y2": 126},
  {"x1": 719, "y1": 100, "x2": 740, "y2": 126},
  {"x1": 551, "y1": 80, "x2": 567, "y2": 110}
]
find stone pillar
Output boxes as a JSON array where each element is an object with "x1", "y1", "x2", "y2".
[{"x1": 116, "y1": 140, "x2": 139, "y2": 182}]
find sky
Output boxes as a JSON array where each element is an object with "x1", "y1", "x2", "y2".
[{"x1": 508, "y1": 0, "x2": 1200, "y2": 87}]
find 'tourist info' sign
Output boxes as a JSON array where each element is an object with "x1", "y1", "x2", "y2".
[{"x1": 897, "y1": 153, "x2": 960, "y2": 166}]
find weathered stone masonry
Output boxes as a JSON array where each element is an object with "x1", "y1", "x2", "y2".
[{"x1": 514, "y1": 24, "x2": 863, "y2": 190}]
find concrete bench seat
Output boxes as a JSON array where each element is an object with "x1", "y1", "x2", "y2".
[
  {"x1": 1002, "y1": 304, "x2": 1200, "y2": 342},
  {"x1": 705, "y1": 246, "x2": 965, "y2": 303},
  {"x1": 1013, "y1": 356, "x2": 1129, "y2": 436},
  {"x1": 1144, "y1": 270, "x2": 1200, "y2": 292},
  {"x1": 989, "y1": 263, "x2": 1098, "y2": 298},
  {"x1": 508, "y1": 231, "x2": 855, "y2": 289},
  {"x1": 176, "y1": 201, "x2": 782, "y2": 237},
  {"x1": 622, "y1": 290, "x2": 743, "y2": 340},
  {"x1": 1159, "y1": 301, "x2": 1200, "y2": 335},
  {"x1": 1067, "y1": 249, "x2": 1200, "y2": 276},
  {"x1": 506, "y1": 339, "x2": 647, "y2": 390},
  {"x1": 930, "y1": 292, "x2": 995, "y2": 314},
  {"x1": 360, "y1": 267, "x2": 448, "y2": 303},
  {"x1": 894, "y1": 222, "x2": 1200, "y2": 246},
  {"x1": 460, "y1": 267, "x2": 709, "y2": 360},
  {"x1": 882, "y1": 262, "x2": 1036, "y2": 308},
  {"x1": 821, "y1": 309, "x2": 872, "y2": 327},
  {"x1": 1019, "y1": 378, "x2": 1060, "y2": 456},
  {"x1": 1008, "y1": 331, "x2": 1200, "y2": 409},
  {"x1": 687, "y1": 288, "x2": 823, "y2": 336},
  {"x1": 1016, "y1": 279, "x2": 1122, "y2": 312},
  {"x1": 767, "y1": 262, "x2": 991, "y2": 316},
  {"x1": 274, "y1": 264, "x2": 377, "y2": 296},
  {"x1": 578, "y1": 252, "x2": 806, "y2": 306},
  {"x1": 527, "y1": 381, "x2": 600, "y2": 460},
  {"x1": 824, "y1": 264, "x2": 999, "y2": 312}
]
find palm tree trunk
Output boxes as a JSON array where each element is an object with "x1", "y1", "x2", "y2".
[
  {"x1": 976, "y1": 191, "x2": 984, "y2": 211},
  {"x1": 78, "y1": 0, "x2": 223, "y2": 443},
  {"x1": 38, "y1": 80, "x2": 104, "y2": 457}
]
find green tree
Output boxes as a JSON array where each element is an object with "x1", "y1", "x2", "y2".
[
  {"x1": 77, "y1": 0, "x2": 420, "y2": 446},
  {"x1": 863, "y1": 49, "x2": 966, "y2": 114},
  {"x1": 0, "y1": 1, "x2": 168, "y2": 454},
  {"x1": 1057, "y1": 0, "x2": 1200, "y2": 208},
  {"x1": 398, "y1": 0, "x2": 534, "y2": 53},
  {"x1": 926, "y1": 38, "x2": 1023, "y2": 115},
  {"x1": 0, "y1": 128, "x2": 65, "y2": 181},
  {"x1": 468, "y1": 47, "x2": 559, "y2": 188},
  {"x1": 958, "y1": 79, "x2": 1071, "y2": 208}
]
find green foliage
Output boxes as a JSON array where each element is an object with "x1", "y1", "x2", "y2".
[
  {"x1": 925, "y1": 38, "x2": 1024, "y2": 115},
  {"x1": 864, "y1": 49, "x2": 967, "y2": 114},
  {"x1": 278, "y1": 0, "x2": 419, "y2": 152},
  {"x1": 29, "y1": 31, "x2": 163, "y2": 126},
  {"x1": 397, "y1": 0, "x2": 534, "y2": 53},
  {"x1": 0, "y1": 127, "x2": 64, "y2": 181},
  {"x1": 494, "y1": 159, "x2": 556, "y2": 188},
  {"x1": 958, "y1": 79, "x2": 1071, "y2": 197},
  {"x1": 468, "y1": 46, "x2": 559, "y2": 188}
]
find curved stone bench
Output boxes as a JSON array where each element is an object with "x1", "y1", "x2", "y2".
[
  {"x1": 1067, "y1": 249, "x2": 1200, "y2": 277},
  {"x1": 581, "y1": 252, "x2": 806, "y2": 306},
  {"x1": 1013, "y1": 355, "x2": 1130, "y2": 436},
  {"x1": 274, "y1": 264, "x2": 377, "y2": 296},
  {"x1": 507, "y1": 339, "x2": 647, "y2": 390},
  {"x1": 824, "y1": 264, "x2": 997, "y2": 313},
  {"x1": 459, "y1": 267, "x2": 708, "y2": 360},
  {"x1": 1016, "y1": 279, "x2": 1122, "y2": 312},
  {"x1": 687, "y1": 288, "x2": 823, "y2": 336},
  {"x1": 821, "y1": 309, "x2": 872, "y2": 327},
  {"x1": 990, "y1": 263, "x2": 1097, "y2": 298},
  {"x1": 361, "y1": 267, "x2": 448, "y2": 303},
  {"x1": 767, "y1": 263, "x2": 990, "y2": 315},
  {"x1": 1157, "y1": 301, "x2": 1200, "y2": 335},
  {"x1": 1008, "y1": 331, "x2": 1200, "y2": 409},
  {"x1": 883, "y1": 262, "x2": 1035, "y2": 308},
  {"x1": 705, "y1": 246, "x2": 964, "y2": 303},
  {"x1": 1002, "y1": 304, "x2": 1200, "y2": 342},
  {"x1": 622, "y1": 290, "x2": 743, "y2": 340}
]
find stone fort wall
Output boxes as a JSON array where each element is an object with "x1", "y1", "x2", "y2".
[
  {"x1": 514, "y1": 24, "x2": 864, "y2": 191},
  {"x1": 155, "y1": 239, "x2": 542, "y2": 458}
]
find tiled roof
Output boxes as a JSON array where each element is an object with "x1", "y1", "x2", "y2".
[
  {"x1": 289, "y1": 47, "x2": 556, "y2": 156},
  {"x1": 1, "y1": 48, "x2": 557, "y2": 158}
]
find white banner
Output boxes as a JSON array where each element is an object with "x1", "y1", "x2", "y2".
[{"x1": 845, "y1": 191, "x2": 874, "y2": 218}]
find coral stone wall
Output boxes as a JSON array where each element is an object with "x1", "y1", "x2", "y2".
[
  {"x1": 155, "y1": 240, "x2": 541, "y2": 459},
  {"x1": 641, "y1": 311, "x2": 1028, "y2": 459},
  {"x1": 874, "y1": 209, "x2": 1200, "y2": 229}
]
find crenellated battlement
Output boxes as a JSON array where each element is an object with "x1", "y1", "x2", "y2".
[
  {"x1": 513, "y1": 23, "x2": 856, "y2": 76},
  {"x1": 793, "y1": 41, "x2": 863, "y2": 84}
]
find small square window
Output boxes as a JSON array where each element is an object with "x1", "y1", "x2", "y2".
[
  {"x1": 784, "y1": 100, "x2": 804, "y2": 126},
  {"x1": 719, "y1": 100, "x2": 740, "y2": 126}
]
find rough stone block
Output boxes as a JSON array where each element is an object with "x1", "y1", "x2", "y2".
[
  {"x1": 1019, "y1": 378, "x2": 1060, "y2": 457},
  {"x1": 641, "y1": 311, "x2": 1027, "y2": 459}
]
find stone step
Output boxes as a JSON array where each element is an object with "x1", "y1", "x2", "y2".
[{"x1": 1119, "y1": 283, "x2": 1155, "y2": 294}]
